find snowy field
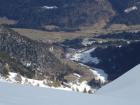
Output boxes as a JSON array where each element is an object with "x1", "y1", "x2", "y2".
[{"x1": 0, "y1": 64, "x2": 140, "y2": 105}]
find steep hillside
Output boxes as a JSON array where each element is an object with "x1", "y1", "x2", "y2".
[
  {"x1": 109, "y1": 0, "x2": 140, "y2": 25},
  {"x1": 0, "y1": 26, "x2": 108, "y2": 93},
  {"x1": 91, "y1": 42, "x2": 140, "y2": 80},
  {"x1": 0, "y1": 0, "x2": 140, "y2": 95},
  {"x1": 0, "y1": 26, "x2": 75, "y2": 84},
  {"x1": 0, "y1": 0, "x2": 114, "y2": 30},
  {"x1": 1, "y1": 0, "x2": 140, "y2": 30},
  {"x1": 62, "y1": 31, "x2": 140, "y2": 81}
]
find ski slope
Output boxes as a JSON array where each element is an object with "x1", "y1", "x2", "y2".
[{"x1": 0, "y1": 64, "x2": 140, "y2": 105}]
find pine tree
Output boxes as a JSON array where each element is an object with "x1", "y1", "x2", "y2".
[
  {"x1": 2, "y1": 63, "x2": 10, "y2": 77},
  {"x1": 76, "y1": 88, "x2": 79, "y2": 92},
  {"x1": 88, "y1": 90, "x2": 93, "y2": 94},
  {"x1": 15, "y1": 73, "x2": 22, "y2": 83},
  {"x1": 83, "y1": 88, "x2": 87, "y2": 93}
]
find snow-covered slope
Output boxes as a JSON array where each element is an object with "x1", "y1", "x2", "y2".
[
  {"x1": 97, "y1": 64, "x2": 140, "y2": 95},
  {"x1": 70, "y1": 48, "x2": 108, "y2": 83},
  {"x1": 70, "y1": 48, "x2": 100, "y2": 64},
  {"x1": 0, "y1": 72, "x2": 94, "y2": 93},
  {"x1": 0, "y1": 64, "x2": 140, "y2": 105}
]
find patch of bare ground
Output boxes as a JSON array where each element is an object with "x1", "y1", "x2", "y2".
[
  {"x1": 13, "y1": 24, "x2": 140, "y2": 43},
  {"x1": 0, "y1": 17, "x2": 17, "y2": 25},
  {"x1": 51, "y1": 45, "x2": 95, "y2": 83}
]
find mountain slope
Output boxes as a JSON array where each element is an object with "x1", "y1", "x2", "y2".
[
  {"x1": 0, "y1": 26, "x2": 71, "y2": 79},
  {"x1": 1, "y1": 0, "x2": 140, "y2": 30},
  {"x1": 109, "y1": 0, "x2": 140, "y2": 25},
  {"x1": 96, "y1": 64, "x2": 140, "y2": 101},
  {"x1": 0, "y1": 0, "x2": 114, "y2": 30},
  {"x1": 62, "y1": 31, "x2": 140, "y2": 81},
  {"x1": 0, "y1": 64, "x2": 140, "y2": 105},
  {"x1": 0, "y1": 26, "x2": 77, "y2": 87},
  {"x1": 0, "y1": 26, "x2": 109, "y2": 92}
]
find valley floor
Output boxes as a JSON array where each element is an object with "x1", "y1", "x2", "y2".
[{"x1": 12, "y1": 24, "x2": 140, "y2": 42}]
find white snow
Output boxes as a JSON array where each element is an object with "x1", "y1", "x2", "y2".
[
  {"x1": 0, "y1": 64, "x2": 140, "y2": 105},
  {"x1": 49, "y1": 46, "x2": 54, "y2": 52},
  {"x1": 42, "y1": 6, "x2": 58, "y2": 10},
  {"x1": 6, "y1": 72, "x2": 49, "y2": 88},
  {"x1": 26, "y1": 62, "x2": 31, "y2": 67},
  {"x1": 79, "y1": 63, "x2": 108, "y2": 84},
  {"x1": 82, "y1": 38, "x2": 95, "y2": 46},
  {"x1": 89, "y1": 68, "x2": 108, "y2": 84},
  {"x1": 127, "y1": 41, "x2": 131, "y2": 44},
  {"x1": 97, "y1": 64, "x2": 140, "y2": 96},
  {"x1": 73, "y1": 73, "x2": 81, "y2": 78},
  {"x1": 22, "y1": 61, "x2": 32, "y2": 67},
  {"x1": 124, "y1": 6, "x2": 138, "y2": 13},
  {"x1": 117, "y1": 45, "x2": 122, "y2": 48},
  {"x1": 70, "y1": 48, "x2": 100, "y2": 64},
  {"x1": 98, "y1": 40, "x2": 104, "y2": 44},
  {"x1": 69, "y1": 81, "x2": 94, "y2": 92},
  {"x1": 70, "y1": 47, "x2": 107, "y2": 84},
  {"x1": 0, "y1": 72, "x2": 94, "y2": 93}
]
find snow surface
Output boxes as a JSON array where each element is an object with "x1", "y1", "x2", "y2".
[
  {"x1": 89, "y1": 68, "x2": 108, "y2": 83},
  {"x1": 70, "y1": 48, "x2": 108, "y2": 83},
  {"x1": 7, "y1": 72, "x2": 49, "y2": 88},
  {"x1": 71, "y1": 48, "x2": 100, "y2": 64},
  {"x1": 124, "y1": 6, "x2": 138, "y2": 13},
  {"x1": 69, "y1": 81, "x2": 94, "y2": 92},
  {"x1": 0, "y1": 72, "x2": 93, "y2": 93},
  {"x1": 73, "y1": 73, "x2": 81, "y2": 78},
  {"x1": 42, "y1": 6, "x2": 58, "y2": 10},
  {"x1": 79, "y1": 63, "x2": 108, "y2": 83},
  {"x1": 0, "y1": 64, "x2": 140, "y2": 105},
  {"x1": 82, "y1": 38, "x2": 95, "y2": 46},
  {"x1": 96, "y1": 64, "x2": 140, "y2": 105}
]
